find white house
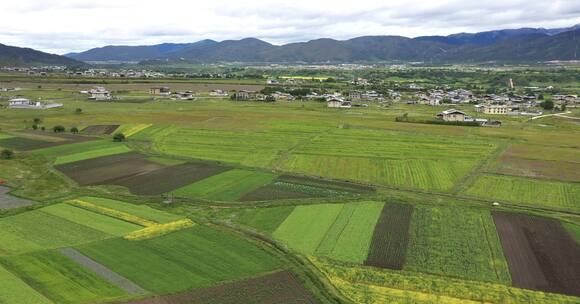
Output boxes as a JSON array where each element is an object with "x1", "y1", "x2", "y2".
[
  {"x1": 88, "y1": 87, "x2": 112, "y2": 100},
  {"x1": 437, "y1": 109, "x2": 470, "y2": 122},
  {"x1": 8, "y1": 98, "x2": 62, "y2": 109}
]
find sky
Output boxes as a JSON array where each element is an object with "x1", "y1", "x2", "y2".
[{"x1": 1, "y1": 0, "x2": 579, "y2": 54}]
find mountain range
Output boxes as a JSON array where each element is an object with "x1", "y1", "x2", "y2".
[{"x1": 1, "y1": 25, "x2": 579, "y2": 66}]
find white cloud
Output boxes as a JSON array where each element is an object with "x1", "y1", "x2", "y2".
[{"x1": 0, "y1": 0, "x2": 579, "y2": 54}]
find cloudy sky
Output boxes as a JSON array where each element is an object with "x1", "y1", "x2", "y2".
[{"x1": 1, "y1": 0, "x2": 579, "y2": 54}]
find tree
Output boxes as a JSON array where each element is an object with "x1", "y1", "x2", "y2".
[
  {"x1": 53, "y1": 125, "x2": 65, "y2": 133},
  {"x1": 40, "y1": 126, "x2": 46, "y2": 131},
  {"x1": 113, "y1": 133, "x2": 126, "y2": 142},
  {"x1": 33, "y1": 118, "x2": 42, "y2": 125},
  {"x1": 0, "y1": 149, "x2": 14, "y2": 160},
  {"x1": 75, "y1": 108, "x2": 83, "y2": 114},
  {"x1": 32, "y1": 124, "x2": 38, "y2": 130},
  {"x1": 70, "y1": 127, "x2": 79, "y2": 134},
  {"x1": 540, "y1": 99, "x2": 554, "y2": 110}
]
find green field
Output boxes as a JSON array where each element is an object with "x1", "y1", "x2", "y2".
[
  {"x1": 0, "y1": 263, "x2": 52, "y2": 304},
  {"x1": 173, "y1": 169, "x2": 278, "y2": 201},
  {"x1": 230, "y1": 206, "x2": 296, "y2": 233},
  {"x1": 404, "y1": 206, "x2": 511, "y2": 283},
  {"x1": 315, "y1": 202, "x2": 384, "y2": 263},
  {"x1": 41, "y1": 203, "x2": 141, "y2": 236},
  {"x1": 466, "y1": 174, "x2": 580, "y2": 210},
  {"x1": 77, "y1": 226, "x2": 284, "y2": 294},
  {"x1": 273, "y1": 204, "x2": 344, "y2": 254},
  {"x1": 0, "y1": 133, "x2": 14, "y2": 140},
  {"x1": 54, "y1": 145, "x2": 131, "y2": 165},
  {"x1": 0, "y1": 210, "x2": 110, "y2": 255},
  {"x1": 1, "y1": 250, "x2": 128, "y2": 304}
]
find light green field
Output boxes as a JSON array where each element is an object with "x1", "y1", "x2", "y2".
[
  {"x1": 54, "y1": 145, "x2": 132, "y2": 165},
  {"x1": 466, "y1": 174, "x2": 580, "y2": 210},
  {"x1": 0, "y1": 263, "x2": 52, "y2": 304},
  {"x1": 315, "y1": 202, "x2": 384, "y2": 263},
  {"x1": 405, "y1": 206, "x2": 511, "y2": 284},
  {"x1": 41, "y1": 203, "x2": 141, "y2": 236},
  {"x1": 273, "y1": 204, "x2": 344, "y2": 254},
  {"x1": 78, "y1": 197, "x2": 182, "y2": 223},
  {"x1": 564, "y1": 223, "x2": 580, "y2": 242},
  {"x1": 157, "y1": 128, "x2": 313, "y2": 167},
  {"x1": 0, "y1": 211, "x2": 110, "y2": 255},
  {"x1": 0, "y1": 133, "x2": 13, "y2": 140},
  {"x1": 1, "y1": 250, "x2": 127, "y2": 304},
  {"x1": 173, "y1": 169, "x2": 278, "y2": 201},
  {"x1": 77, "y1": 226, "x2": 284, "y2": 294}
]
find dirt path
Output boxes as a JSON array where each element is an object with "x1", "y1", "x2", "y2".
[
  {"x1": 0, "y1": 186, "x2": 36, "y2": 210},
  {"x1": 58, "y1": 248, "x2": 147, "y2": 295}
]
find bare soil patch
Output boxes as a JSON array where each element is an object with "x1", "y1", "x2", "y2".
[
  {"x1": 493, "y1": 212, "x2": 580, "y2": 296},
  {"x1": 83, "y1": 125, "x2": 120, "y2": 135},
  {"x1": 0, "y1": 131, "x2": 97, "y2": 151},
  {"x1": 491, "y1": 154, "x2": 580, "y2": 182},
  {"x1": 125, "y1": 270, "x2": 318, "y2": 304},
  {"x1": 56, "y1": 152, "x2": 163, "y2": 186},
  {"x1": 364, "y1": 203, "x2": 413, "y2": 270},
  {"x1": 102, "y1": 162, "x2": 229, "y2": 196}
]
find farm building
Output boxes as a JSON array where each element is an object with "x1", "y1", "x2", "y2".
[
  {"x1": 8, "y1": 98, "x2": 63, "y2": 109},
  {"x1": 150, "y1": 87, "x2": 171, "y2": 96},
  {"x1": 475, "y1": 104, "x2": 508, "y2": 115},
  {"x1": 88, "y1": 87, "x2": 112, "y2": 101},
  {"x1": 436, "y1": 109, "x2": 470, "y2": 122},
  {"x1": 209, "y1": 89, "x2": 229, "y2": 97},
  {"x1": 172, "y1": 91, "x2": 195, "y2": 100},
  {"x1": 233, "y1": 90, "x2": 257, "y2": 101},
  {"x1": 327, "y1": 97, "x2": 352, "y2": 108}
]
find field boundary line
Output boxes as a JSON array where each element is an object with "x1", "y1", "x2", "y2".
[
  {"x1": 450, "y1": 143, "x2": 508, "y2": 194},
  {"x1": 58, "y1": 247, "x2": 148, "y2": 295},
  {"x1": 480, "y1": 215, "x2": 502, "y2": 282}
]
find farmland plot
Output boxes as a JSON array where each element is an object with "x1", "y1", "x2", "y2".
[
  {"x1": 315, "y1": 202, "x2": 384, "y2": 263},
  {"x1": 231, "y1": 206, "x2": 296, "y2": 233},
  {"x1": 0, "y1": 210, "x2": 110, "y2": 254},
  {"x1": 493, "y1": 212, "x2": 580, "y2": 296},
  {"x1": 467, "y1": 174, "x2": 580, "y2": 210},
  {"x1": 281, "y1": 129, "x2": 494, "y2": 190},
  {"x1": 126, "y1": 270, "x2": 318, "y2": 304},
  {"x1": 82, "y1": 125, "x2": 120, "y2": 135},
  {"x1": 0, "y1": 250, "x2": 128, "y2": 304},
  {"x1": 273, "y1": 204, "x2": 344, "y2": 254},
  {"x1": 0, "y1": 132, "x2": 96, "y2": 151},
  {"x1": 405, "y1": 206, "x2": 511, "y2": 283},
  {"x1": 0, "y1": 185, "x2": 36, "y2": 210},
  {"x1": 156, "y1": 128, "x2": 312, "y2": 167},
  {"x1": 173, "y1": 169, "x2": 277, "y2": 201},
  {"x1": 77, "y1": 226, "x2": 285, "y2": 294},
  {"x1": 364, "y1": 203, "x2": 414, "y2": 270},
  {"x1": 77, "y1": 197, "x2": 183, "y2": 223}
]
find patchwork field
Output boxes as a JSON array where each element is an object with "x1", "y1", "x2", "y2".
[
  {"x1": 127, "y1": 270, "x2": 318, "y2": 304},
  {"x1": 0, "y1": 250, "x2": 129, "y2": 304},
  {"x1": 467, "y1": 174, "x2": 580, "y2": 210},
  {"x1": 271, "y1": 202, "x2": 386, "y2": 264},
  {"x1": 0, "y1": 131, "x2": 96, "y2": 151},
  {"x1": 76, "y1": 226, "x2": 285, "y2": 294},
  {"x1": 493, "y1": 212, "x2": 580, "y2": 296},
  {"x1": 404, "y1": 206, "x2": 511, "y2": 283}
]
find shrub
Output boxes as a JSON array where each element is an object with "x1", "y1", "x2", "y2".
[
  {"x1": 53, "y1": 125, "x2": 65, "y2": 133},
  {"x1": 70, "y1": 127, "x2": 79, "y2": 134},
  {"x1": 0, "y1": 149, "x2": 14, "y2": 160},
  {"x1": 32, "y1": 124, "x2": 38, "y2": 130},
  {"x1": 75, "y1": 108, "x2": 83, "y2": 114},
  {"x1": 113, "y1": 133, "x2": 126, "y2": 142}
]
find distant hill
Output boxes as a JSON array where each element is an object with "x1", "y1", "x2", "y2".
[
  {"x1": 67, "y1": 24, "x2": 580, "y2": 63},
  {"x1": 0, "y1": 44, "x2": 85, "y2": 66}
]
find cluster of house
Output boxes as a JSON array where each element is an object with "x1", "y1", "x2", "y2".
[
  {"x1": 436, "y1": 109, "x2": 501, "y2": 127},
  {"x1": 0, "y1": 87, "x2": 21, "y2": 92},
  {"x1": 553, "y1": 94, "x2": 579, "y2": 108},
  {"x1": 232, "y1": 90, "x2": 295, "y2": 102},
  {"x1": 7, "y1": 98, "x2": 63, "y2": 109},
  {"x1": 80, "y1": 87, "x2": 113, "y2": 101},
  {"x1": 69, "y1": 69, "x2": 166, "y2": 78},
  {"x1": 408, "y1": 89, "x2": 474, "y2": 106},
  {"x1": 1, "y1": 66, "x2": 66, "y2": 75},
  {"x1": 149, "y1": 87, "x2": 195, "y2": 100}
]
